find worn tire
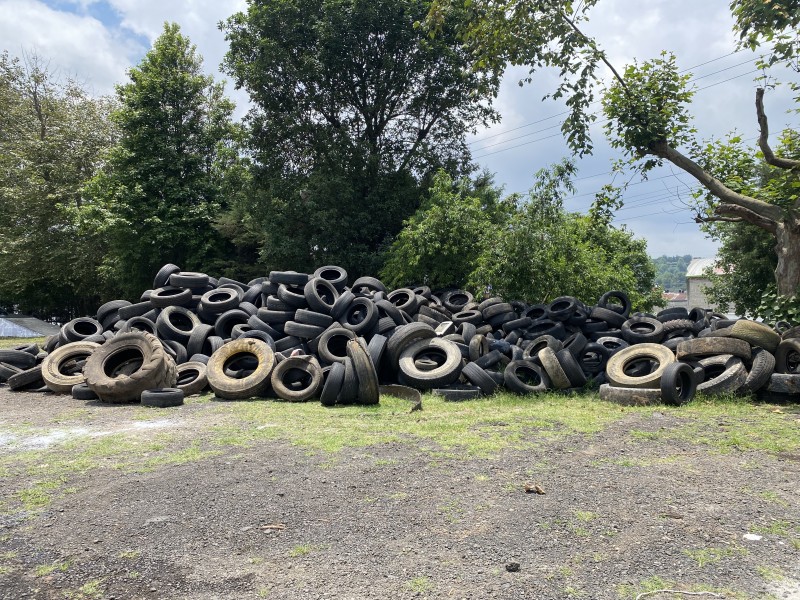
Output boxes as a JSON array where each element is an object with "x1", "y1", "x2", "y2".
[
  {"x1": 141, "y1": 387, "x2": 184, "y2": 408},
  {"x1": 320, "y1": 361, "x2": 345, "y2": 406},
  {"x1": 398, "y1": 338, "x2": 462, "y2": 390},
  {"x1": 696, "y1": 355, "x2": 747, "y2": 395},
  {"x1": 84, "y1": 332, "x2": 176, "y2": 404},
  {"x1": 539, "y1": 347, "x2": 571, "y2": 390},
  {"x1": 606, "y1": 343, "x2": 676, "y2": 389},
  {"x1": 0, "y1": 349, "x2": 37, "y2": 370},
  {"x1": 729, "y1": 319, "x2": 781, "y2": 353},
  {"x1": 676, "y1": 337, "x2": 751, "y2": 361},
  {"x1": 461, "y1": 362, "x2": 499, "y2": 395},
  {"x1": 271, "y1": 356, "x2": 323, "y2": 402},
  {"x1": 387, "y1": 323, "x2": 436, "y2": 367},
  {"x1": 7, "y1": 365, "x2": 45, "y2": 391},
  {"x1": 206, "y1": 338, "x2": 276, "y2": 400},
  {"x1": 621, "y1": 316, "x2": 665, "y2": 344},
  {"x1": 42, "y1": 341, "x2": 100, "y2": 393},
  {"x1": 175, "y1": 361, "x2": 208, "y2": 396},
  {"x1": 766, "y1": 373, "x2": 800, "y2": 395},
  {"x1": 347, "y1": 339, "x2": 380, "y2": 404},
  {"x1": 599, "y1": 383, "x2": 662, "y2": 406},
  {"x1": 774, "y1": 338, "x2": 800, "y2": 374},
  {"x1": 660, "y1": 362, "x2": 697, "y2": 405},
  {"x1": 504, "y1": 360, "x2": 550, "y2": 394},
  {"x1": 743, "y1": 347, "x2": 776, "y2": 392},
  {"x1": 71, "y1": 382, "x2": 98, "y2": 400}
]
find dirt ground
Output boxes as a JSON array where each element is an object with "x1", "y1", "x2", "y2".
[{"x1": 0, "y1": 386, "x2": 798, "y2": 600}]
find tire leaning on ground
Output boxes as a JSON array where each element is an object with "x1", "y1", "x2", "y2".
[
  {"x1": 175, "y1": 361, "x2": 209, "y2": 396},
  {"x1": 606, "y1": 343, "x2": 676, "y2": 389},
  {"x1": 206, "y1": 338, "x2": 276, "y2": 400},
  {"x1": 141, "y1": 388, "x2": 184, "y2": 408},
  {"x1": 743, "y1": 347, "x2": 776, "y2": 392},
  {"x1": 599, "y1": 383, "x2": 662, "y2": 406},
  {"x1": 270, "y1": 356, "x2": 323, "y2": 402},
  {"x1": 503, "y1": 360, "x2": 550, "y2": 394},
  {"x1": 41, "y1": 341, "x2": 100, "y2": 394},
  {"x1": 660, "y1": 362, "x2": 697, "y2": 405},
  {"x1": 347, "y1": 339, "x2": 380, "y2": 404},
  {"x1": 84, "y1": 332, "x2": 177, "y2": 403},
  {"x1": 397, "y1": 338, "x2": 462, "y2": 390},
  {"x1": 695, "y1": 355, "x2": 747, "y2": 395}
]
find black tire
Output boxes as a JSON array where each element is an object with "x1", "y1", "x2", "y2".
[
  {"x1": 376, "y1": 300, "x2": 406, "y2": 326},
  {"x1": 320, "y1": 361, "x2": 345, "y2": 406},
  {"x1": 386, "y1": 322, "x2": 437, "y2": 367},
  {"x1": 656, "y1": 307, "x2": 690, "y2": 323},
  {"x1": 351, "y1": 276, "x2": 387, "y2": 296},
  {"x1": 525, "y1": 319, "x2": 566, "y2": 340},
  {"x1": 774, "y1": 338, "x2": 800, "y2": 374},
  {"x1": 597, "y1": 290, "x2": 631, "y2": 317},
  {"x1": 562, "y1": 332, "x2": 588, "y2": 358},
  {"x1": 176, "y1": 361, "x2": 209, "y2": 396},
  {"x1": 523, "y1": 335, "x2": 563, "y2": 360},
  {"x1": 766, "y1": 373, "x2": 800, "y2": 394},
  {"x1": 546, "y1": 296, "x2": 577, "y2": 322},
  {"x1": 330, "y1": 290, "x2": 355, "y2": 321},
  {"x1": 200, "y1": 288, "x2": 241, "y2": 313},
  {"x1": 606, "y1": 343, "x2": 676, "y2": 389},
  {"x1": 367, "y1": 334, "x2": 387, "y2": 371},
  {"x1": 461, "y1": 362, "x2": 499, "y2": 395},
  {"x1": 156, "y1": 306, "x2": 200, "y2": 345},
  {"x1": 161, "y1": 339, "x2": 188, "y2": 365},
  {"x1": 621, "y1": 316, "x2": 665, "y2": 344},
  {"x1": 338, "y1": 357, "x2": 359, "y2": 404},
  {"x1": 247, "y1": 315, "x2": 283, "y2": 339},
  {"x1": 119, "y1": 301, "x2": 155, "y2": 321},
  {"x1": 71, "y1": 383, "x2": 98, "y2": 400},
  {"x1": 577, "y1": 342, "x2": 610, "y2": 376},
  {"x1": 83, "y1": 332, "x2": 177, "y2": 403},
  {"x1": 339, "y1": 297, "x2": 378, "y2": 336},
  {"x1": 556, "y1": 349, "x2": 588, "y2": 387},
  {"x1": 0, "y1": 349, "x2": 37, "y2": 370},
  {"x1": 169, "y1": 271, "x2": 209, "y2": 289},
  {"x1": 452, "y1": 310, "x2": 483, "y2": 327},
  {"x1": 599, "y1": 383, "x2": 662, "y2": 406},
  {"x1": 153, "y1": 263, "x2": 181, "y2": 288},
  {"x1": 398, "y1": 338, "x2": 462, "y2": 390},
  {"x1": 660, "y1": 362, "x2": 697, "y2": 405},
  {"x1": 590, "y1": 306, "x2": 627, "y2": 328},
  {"x1": 442, "y1": 290, "x2": 473, "y2": 313},
  {"x1": 237, "y1": 330, "x2": 277, "y2": 351},
  {"x1": 387, "y1": 288, "x2": 419, "y2": 314},
  {"x1": 96, "y1": 299, "x2": 131, "y2": 324},
  {"x1": 538, "y1": 347, "x2": 571, "y2": 390},
  {"x1": 42, "y1": 341, "x2": 100, "y2": 393},
  {"x1": 141, "y1": 388, "x2": 185, "y2": 408},
  {"x1": 269, "y1": 271, "x2": 309, "y2": 286},
  {"x1": 186, "y1": 324, "x2": 214, "y2": 357},
  {"x1": 214, "y1": 309, "x2": 250, "y2": 339},
  {"x1": 8, "y1": 365, "x2": 45, "y2": 391},
  {"x1": 0, "y1": 362, "x2": 23, "y2": 382},
  {"x1": 432, "y1": 386, "x2": 482, "y2": 401},
  {"x1": 295, "y1": 308, "x2": 334, "y2": 328},
  {"x1": 277, "y1": 283, "x2": 308, "y2": 309},
  {"x1": 317, "y1": 327, "x2": 357, "y2": 364},
  {"x1": 504, "y1": 360, "x2": 550, "y2": 394},
  {"x1": 149, "y1": 286, "x2": 192, "y2": 309},
  {"x1": 313, "y1": 265, "x2": 348, "y2": 292},
  {"x1": 283, "y1": 321, "x2": 325, "y2": 340},
  {"x1": 207, "y1": 338, "x2": 276, "y2": 400},
  {"x1": 61, "y1": 317, "x2": 104, "y2": 343},
  {"x1": 347, "y1": 339, "x2": 380, "y2": 404},
  {"x1": 271, "y1": 356, "x2": 323, "y2": 402},
  {"x1": 743, "y1": 347, "x2": 776, "y2": 392}
]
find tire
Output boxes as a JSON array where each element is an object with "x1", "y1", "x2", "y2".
[
  {"x1": 546, "y1": 296, "x2": 578, "y2": 322},
  {"x1": 161, "y1": 339, "x2": 188, "y2": 365},
  {"x1": 347, "y1": 339, "x2": 380, "y2": 404},
  {"x1": 122, "y1": 316, "x2": 158, "y2": 336},
  {"x1": 461, "y1": 362, "x2": 499, "y2": 395},
  {"x1": 313, "y1": 265, "x2": 348, "y2": 292},
  {"x1": 339, "y1": 297, "x2": 378, "y2": 336},
  {"x1": 153, "y1": 263, "x2": 181, "y2": 288},
  {"x1": 662, "y1": 319, "x2": 695, "y2": 336},
  {"x1": 696, "y1": 355, "x2": 747, "y2": 395},
  {"x1": 367, "y1": 334, "x2": 387, "y2": 371},
  {"x1": 320, "y1": 361, "x2": 345, "y2": 406},
  {"x1": 186, "y1": 324, "x2": 214, "y2": 357},
  {"x1": 330, "y1": 290, "x2": 355, "y2": 321},
  {"x1": 156, "y1": 306, "x2": 201, "y2": 344},
  {"x1": 590, "y1": 306, "x2": 627, "y2": 328},
  {"x1": 657, "y1": 307, "x2": 690, "y2": 323},
  {"x1": 271, "y1": 356, "x2": 323, "y2": 402},
  {"x1": 729, "y1": 320, "x2": 781, "y2": 353},
  {"x1": 743, "y1": 347, "x2": 775, "y2": 392},
  {"x1": 351, "y1": 276, "x2": 387, "y2": 296},
  {"x1": 525, "y1": 319, "x2": 566, "y2": 340},
  {"x1": 84, "y1": 332, "x2": 177, "y2": 404},
  {"x1": 432, "y1": 386, "x2": 482, "y2": 401},
  {"x1": 269, "y1": 271, "x2": 310, "y2": 286},
  {"x1": 676, "y1": 337, "x2": 751, "y2": 361},
  {"x1": 0, "y1": 362, "x2": 23, "y2": 382},
  {"x1": 277, "y1": 283, "x2": 308, "y2": 309},
  {"x1": 71, "y1": 383, "x2": 98, "y2": 400},
  {"x1": 118, "y1": 301, "x2": 155, "y2": 321},
  {"x1": 295, "y1": 308, "x2": 334, "y2": 328},
  {"x1": 597, "y1": 290, "x2": 631, "y2": 318},
  {"x1": 376, "y1": 300, "x2": 405, "y2": 326},
  {"x1": 7, "y1": 365, "x2": 45, "y2": 391},
  {"x1": 523, "y1": 335, "x2": 563, "y2": 360},
  {"x1": 621, "y1": 316, "x2": 665, "y2": 344},
  {"x1": 766, "y1": 373, "x2": 800, "y2": 395},
  {"x1": 606, "y1": 343, "x2": 676, "y2": 389},
  {"x1": 283, "y1": 321, "x2": 325, "y2": 340},
  {"x1": 387, "y1": 288, "x2": 419, "y2": 314},
  {"x1": 386, "y1": 323, "x2": 437, "y2": 367},
  {"x1": 599, "y1": 383, "x2": 662, "y2": 406},
  {"x1": 0, "y1": 349, "x2": 37, "y2": 370},
  {"x1": 96, "y1": 299, "x2": 131, "y2": 324},
  {"x1": 176, "y1": 361, "x2": 208, "y2": 396},
  {"x1": 442, "y1": 290, "x2": 473, "y2": 313},
  {"x1": 338, "y1": 357, "x2": 359, "y2": 404},
  {"x1": 473, "y1": 349, "x2": 504, "y2": 369},
  {"x1": 238, "y1": 330, "x2": 277, "y2": 351},
  {"x1": 200, "y1": 288, "x2": 241, "y2": 313},
  {"x1": 660, "y1": 362, "x2": 697, "y2": 405},
  {"x1": 468, "y1": 334, "x2": 491, "y2": 362},
  {"x1": 61, "y1": 317, "x2": 104, "y2": 342},
  {"x1": 577, "y1": 342, "x2": 609, "y2": 376},
  {"x1": 42, "y1": 341, "x2": 100, "y2": 393},
  {"x1": 398, "y1": 338, "x2": 462, "y2": 390},
  {"x1": 504, "y1": 360, "x2": 550, "y2": 394},
  {"x1": 379, "y1": 384, "x2": 423, "y2": 405},
  {"x1": 539, "y1": 347, "x2": 571, "y2": 390},
  {"x1": 214, "y1": 309, "x2": 251, "y2": 339},
  {"x1": 141, "y1": 388, "x2": 184, "y2": 408},
  {"x1": 207, "y1": 338, "x2": 276, "y2": 400},
  {"x1": 317, "y1": 327, "x2": 357, "y2": 364},
  {"x1": 556, "y1": 349, "x2": 588, "y2": 387},
  {"x1": 774, "y1": 339, "x2": 800, "y2": 374},
  {"x1": 169, "y1": 271, "x2": 209, "y2": 289},
  {"x1": 149, "y1": 286, "x2": 192, "y2": 308},
  {"x1": 562, "y1": 332, "x2": 587, "y2": 358}
]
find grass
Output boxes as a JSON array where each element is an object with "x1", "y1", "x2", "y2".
[
  {"x1": 616, "y1": 575, "x2": 752, "y2": 600},
  {"x1": 0, "y1": 336, "x2": 47, "y2": 349},
  {"x1": 682, "y1": 545, "x2": 746, "y2": 568},
  {"x1": 288, "y1": 544, "x2": 324, "y2": 557},
  {"x1": 405, "y1": 576, "x2": 433, "y2": 593},
  {"x1": 34, "y1": 560, "x2": 70, "y2": 577}
]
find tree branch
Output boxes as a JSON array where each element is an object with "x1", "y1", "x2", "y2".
[
  {"x1": 559, "y1": 11, "x2": 627, "y2": 90},
  {"x1": 756, "y1": 87, "x2": 800, "y2": 171},
  {"x1": 715, "y1": 202, "x2": 778, "y2": 233},
  {"x1": 650, "y1": 140, "x2": 785, "y2": 223}
]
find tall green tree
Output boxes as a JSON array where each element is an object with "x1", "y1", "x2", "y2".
[
  {"x1": 220, "y1": 0, "x2": 500, "y2": 276},
  {"x1": 0, "y1": 51, "x2": 116, "y2": 319},
  {"x1": 85, "y1": 23, "x2": 239, "y2": 298},
  {"x1": 428, "y1": 0, "x2": 800, "y2": 297}
]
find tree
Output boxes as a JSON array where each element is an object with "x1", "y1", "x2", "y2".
[
  {"x1": 0, "y1": 51, "x2": 117, "y2": 319},
  {"x1": 85, "y1": 23, "x2": 239, "y2": 299},
  {"x1": 469, "y1": 161, "x2": 661, "y2": 309},
  {"x1": 427, "y1": 0, "x2": 800, "y2": 296},
  {"x1": 220, "y1": 0, "x2": 501, "y2": 277},
  {"x1": 380, "y1": 170, "x2": 514, "y2": 290}
]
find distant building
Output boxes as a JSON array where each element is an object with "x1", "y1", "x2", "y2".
[
  {"x1": 662, "y1": 291, "x2": 688, "y2": 310},
  {"x1": 685, "y1": 257, "x2": 734, "y2": 313},
  {"x1": 0, "y1": 314, "x2": 61, "y2": 338}
]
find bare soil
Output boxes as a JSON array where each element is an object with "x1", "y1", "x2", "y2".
[{"x1": 0, "y1": 387, "x2": 799, "y2": 600}]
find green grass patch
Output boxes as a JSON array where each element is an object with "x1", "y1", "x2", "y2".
[
  {"x1": 616, "y1": 575, "x2": 749, "y2": 600},
  {"x1": 288, "y1": 543, "x2": 325, "y2": 557},
  {"x1": 682, "y1": 545, "x2": 746, "y2": 568},
  {"x1": 405, "y1": 576, "x2": 433, "y2": 593},
  {"x1": 34, "y1": 560, "x2": 71, "y2": 577},
  {"x1": 0, "y1": 336, "x2": 46, "y2": 349}
]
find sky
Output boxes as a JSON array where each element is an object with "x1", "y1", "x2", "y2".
[{"x1": 1, "y1": 0, "x2": 798, "y2": 259}]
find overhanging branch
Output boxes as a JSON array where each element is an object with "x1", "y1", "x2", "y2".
[
  {"x1": 756, "y1": 88, "x2": 800, "y2": 172},
  {"x1": 714, "y1": 202, "x2": 778, "y2": 234}
]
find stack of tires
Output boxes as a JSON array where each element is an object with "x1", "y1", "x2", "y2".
[{"x1": 0, "y1": 262, "x2": 796, "y2": 407}]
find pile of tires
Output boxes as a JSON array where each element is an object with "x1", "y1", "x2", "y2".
[{"x1": 0, "y1": 263, "x2": 796, "y2": 406}]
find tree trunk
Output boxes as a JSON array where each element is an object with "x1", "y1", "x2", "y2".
[{"x1": 775, "y1": 221, "x2": 800, "y2": 296}]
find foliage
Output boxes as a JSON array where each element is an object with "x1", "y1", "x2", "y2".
[
  {"x1": 220, "y1": 0, "x2": 500, "y2": 277},
  {"x1": 380, "y1": 170, "x2": 514, "y2": 290},
  {"x1": 468, "y1": 161, "x2": 660, "y2": 310},
  {"x1": 755, "y1": 285, "x2": 800, "y2": 326},
  {"x1": 652, "y1": 255, "x2": 693, "y2": 292},
  {"x1": 0, "y1": 51, "x2": 117, "y2": 319},
  {"x1": 84, "y1": 23, "x2": 240, "y2": 299}
]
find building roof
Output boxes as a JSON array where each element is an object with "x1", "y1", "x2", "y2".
[
  {"x1": 662, "y1": 291, "x2": 687, "y2": 302},
  {"x1": 0, "y1": 315, "x2": 61, "y2": 337},
  {"x1": 686, "y1": 257, "x2": 726, "y2": 278}
]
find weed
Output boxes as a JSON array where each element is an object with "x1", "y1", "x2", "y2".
[
  {"x1": 682, "y1": 545, "x2": 746, "y2": 568},
  {"x1": 756, "y1": 565, "x2": 785, "y2": 582},
  {"x1": 0, "y1": 551, "x2": 17, "y2": 560},
  {"x1": 405, "y1": 576, "x2": 433, "y2": 593},
  {"x1": 117, "y1": 549, "x2": 141, "y2": 559},
  {"x1": 34, "y1": 561, "x2": 70, "y2": 577},
  {"x1": 288, "y1": 544, "x2": 325, "y2": 557},
  {"x1": 757, "y1": 491, "x2": 789, "y2": 508},
  {"x1": 750, "y1": 520, "x2": 794, "y2": 536},
  {"x1": 574, "y1": 510, "x2": 599, "y2": 522}
]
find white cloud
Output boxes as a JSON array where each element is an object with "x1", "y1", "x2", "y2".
[{"x1": 0, "y1": 0, "x2": 138, "y2": 94}]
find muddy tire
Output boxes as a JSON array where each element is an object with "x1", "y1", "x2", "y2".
[
  {"x1": 606, "y1": 343, "x2": 676, "y2": 389},
  {"x1": 84, "y1": 332, "x2": 176, "y2": 403},
  {"x1": 504, "y1": 360, "x2": 550, "y2": 394},
  {"x1": 207, "y1": 338, "x2": 276, "y2": 400},
  {"x1": 676, "y1": 337, "x2": 751, "y2": 361},
  {"x1": 539, "y1": 347, "x2": 571, "y2": 390},
  {"x1": 175, "y1": 361, "x2": 208, "y2": 396},
  {"x1": 141, "y1": 387, "x2": 184, "y2": 408},
  {"x1": 743, "y1": 347, "x2": 776, "y2": 392},
  {"x1": 729, "y1": 320, "x2": 781, "y2": 353},
  {"x1": 347, "y1": 339, "x2": 380, "y2": 404},
  {"x1": 42, "y1": 341, "x2": 100, "y2": 394},
  {"x1": 7, "y1": 365, "x2": 45, "y2": 391},
  {"x1": 271, "y1": 356, "x2": 323, "y2": 402},
  {"x1": 766, "y1": 373, "x2": 800, "y2": 395},
  {"x1": 599, "y1": 383, "x2": 661, "y2": 406},
  {"x1": 696, "y1": 355, "x2": 747, "y2": 395}
]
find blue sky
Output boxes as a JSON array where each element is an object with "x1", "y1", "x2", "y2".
[{"x1": 2, "y1": 0, "x2": 797, "y2": 259}]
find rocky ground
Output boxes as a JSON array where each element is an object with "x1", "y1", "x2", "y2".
[{"x1": 0, "y1": 387, "x2": 798, "y2": 600}]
